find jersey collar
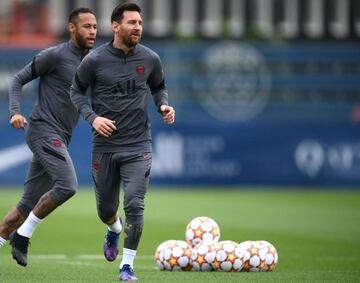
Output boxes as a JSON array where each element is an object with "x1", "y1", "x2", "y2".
[
  {"x1": 68, "y1": 40, "x2": 89, "y2": 57},
  {"x1": 107, "y1": 40, "x2": 138, "y2": 58}
]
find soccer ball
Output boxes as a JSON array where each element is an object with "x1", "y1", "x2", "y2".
[
  {"x1": 190, "y1": 243, "x2": 217, "y2": 271},
  {"x1": 155, "y1": 240, "x2": 192, "y2": 271},
  {"x1": 238, "y1": 240, "x2": 266, "y2": 272},
  {"x1": 211, "y1": 240, "x2": 244, "y2": 272},
  {"x1": 256, "y1": 240, "x2": 278, "y2": 271},
  {"x1": 155, "y1": 240, "x2": 171, "y2": 270},
  {"x1": 185, "y1": 216, "x2": 220, "y2": 247}
]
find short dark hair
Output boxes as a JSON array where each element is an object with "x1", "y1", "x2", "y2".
[
  {"x1": 111, "y1": 2, "x2": 141, "y2": 23},
  {"x1": 68, "y1": 7, "x2": 95, "y2": 23}
]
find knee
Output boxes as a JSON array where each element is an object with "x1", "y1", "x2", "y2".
[
  {"x1": 64, "y1": 186, "x2": 77, "y2": 200},
  {"x1": 123, "y1": 197, "x2": 144, "y2": 224},
  {"x1": 59, "y1": 181, "x2": 77, "y2": 201},
  {"x1": 51, "y1": 178, "x2": 78, "y2": 205},
  {"x1": 97, "y1": 206, "x2": 117, "y2": 224}
]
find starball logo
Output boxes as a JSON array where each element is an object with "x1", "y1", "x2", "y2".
[{"x1": 193, "y1": 42, "x2": 271, "y2": 122}]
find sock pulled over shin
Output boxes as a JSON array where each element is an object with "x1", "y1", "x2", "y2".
[
  {"x1": 17, "y1": 211, "x2": 42, "y2": 238},
  {"x1": 107, "y1": 217, "x2": 122, "y2": 234},
  {"x1": 120, "y1": 248, "x2": 137, "y2": 269}
]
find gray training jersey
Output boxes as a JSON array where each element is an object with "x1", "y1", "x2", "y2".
[
  {"x1": 70, "y1": 41, "x2": 169, "y2": 153},
  {"x1": 9, "y1": 41, "x2": 89, "y2": 145}
]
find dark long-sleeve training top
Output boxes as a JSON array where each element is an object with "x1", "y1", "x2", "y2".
[
  {"x1": 70, "y1": 41, "x2": 169, "y2": 153},
  {"x1": 9, "y1": 41, "x2": 89, "y2": 145}
]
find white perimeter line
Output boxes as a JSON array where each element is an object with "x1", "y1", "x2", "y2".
[
  {"x1": 61, "y1": 261, "x2": 97, "y2": 266},
  {"x1": 78, "y1": 255, "x2": 154, "y2": 260},
  {"x1": 31, "y1": 255, "x2": 67, "y2": 260},
  {"x1": 31, "y1": 254, "x2": 154, "y2": 260}
]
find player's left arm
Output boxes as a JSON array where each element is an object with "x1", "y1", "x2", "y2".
[{"x1": 147, "y1": 54, "x2": 175, "y2": 125}]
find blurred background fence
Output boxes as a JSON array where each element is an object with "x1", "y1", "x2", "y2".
[
  {"x1": 0, "y1": 0, "x2": 359, "y2": 187},
  {"x1": 1, "y1": 0, "x2": 360, "y2": 42}
]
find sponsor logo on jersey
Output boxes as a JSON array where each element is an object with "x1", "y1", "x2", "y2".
[{"x1": 112, "y1": 79, "x2": 136, "y2": 95}]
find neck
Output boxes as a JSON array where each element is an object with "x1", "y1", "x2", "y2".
[
  {"x1": 70, "y1": 38, "x2": 88, "y2": 53},
  {"x1": 112, "y1": 37, "x2": 132, "y2": 54}
]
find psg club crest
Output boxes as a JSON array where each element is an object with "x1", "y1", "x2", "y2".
[
  {"x1": 136, "y1": 65, "x2": 145, "y2": 75},
  {"x1": 52, "y1": 139, "x2": 62, "y2": 148}
]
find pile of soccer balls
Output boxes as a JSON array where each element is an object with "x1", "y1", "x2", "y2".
[{"x1": 155, "y1": 216, "x2": 278, "y2": 272}]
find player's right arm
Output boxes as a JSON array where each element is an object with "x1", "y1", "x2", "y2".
[
  {"x1": 9, "y1": 48, "x2": 57, "y2": 129},
  {"x1": 70, "y1": 54, "x2": 116, "y2": 138}
]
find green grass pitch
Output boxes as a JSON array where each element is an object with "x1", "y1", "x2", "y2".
[{"x1": 0, "y1": 187, "x2": 360, "y2": 282}]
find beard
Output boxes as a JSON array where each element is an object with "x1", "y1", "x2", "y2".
[
  {"x1": 122, "y1": 33, "x2": 141, "y2": 49},
  {"x1": 75, "y1": 32, "x2": 92, "y2": 50}
]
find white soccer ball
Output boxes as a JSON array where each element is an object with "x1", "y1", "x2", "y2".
[
  {"x1": 238, "y1": 240, "x2": 266, "y2": 272},
  {"x1": 190, "y1": 243, "x2": 217, "y2": 271},
  {"x1": 211, "y1": 240, "x2": 244, "y2": 272},
  {"x1": 155, "y1": 240, "x2": 171, "y2": 270},
  {"x1": 255, "y1": 240, "x2": 278, "y2": 271},
  {"x1": 185, "y1": 216, "x2": 220, "y2": 247},
  {"x1": 155, "y1": 240, "x2": 192, "y2": 271}
]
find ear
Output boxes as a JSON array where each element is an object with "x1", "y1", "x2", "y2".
[
  {"x1": 112, "y1": 21, "x2": 120, "y2": 33},
  {"x1": 68, "y1": 22, "x2": 76, "y2": 34}
]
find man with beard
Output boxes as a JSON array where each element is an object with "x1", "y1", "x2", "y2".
[
  {"x1": 70, "y1": 3, "x2": 175, "y2": 281},
  {"x1": 0, "y1": 8, "x2": 97, "y2": 267}
]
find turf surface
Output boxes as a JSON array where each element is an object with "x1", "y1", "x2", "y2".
[{"x1": 0, "y1": 187, "x2": 360, "y2": 282}]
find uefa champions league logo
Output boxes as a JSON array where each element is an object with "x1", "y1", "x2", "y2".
[{"x1": 193, "y1": 42, "x2": 271, "y2": 122}]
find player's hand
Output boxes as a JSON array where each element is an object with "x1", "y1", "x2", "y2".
[
  {"x1": 10, "y1": 114, "x2": 27, "y2": 130},
  {"x1": 160, "y1": 105, "x2": 175, "y2": 125},
  {"x1": 92, "y1": 116, "x2": 117, "y2": 138}
]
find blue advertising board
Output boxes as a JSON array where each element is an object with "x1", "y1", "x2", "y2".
[{"x1": 0, "y1": 41, "x2": 359, "y2": 187}]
